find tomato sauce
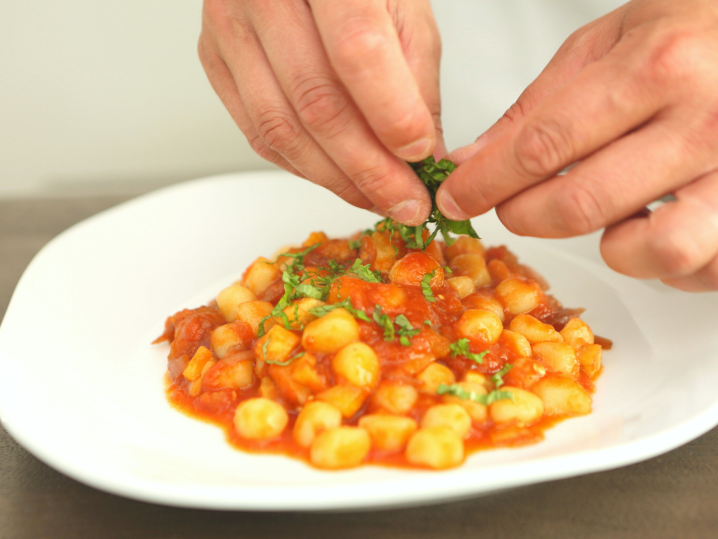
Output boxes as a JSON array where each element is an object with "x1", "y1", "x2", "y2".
[{"x1": 157, "y1": 231, "x2": 609, "y2": 470}]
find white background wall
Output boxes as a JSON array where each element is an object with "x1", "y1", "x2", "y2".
[{"x1": 0, "y1": 0, "x2": 625, "y2": 198}]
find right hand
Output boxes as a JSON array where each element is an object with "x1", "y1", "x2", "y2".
[{"x1": 199, "y1": 0, "x2": 444, "y2": 226}]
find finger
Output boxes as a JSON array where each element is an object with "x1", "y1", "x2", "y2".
[
  {"x1": 447, "y1": 10, "x2": 624, "y2": 165},
  {"x1": 600, "y1": 170, "x2": 718, "y2": 283},
  {"x1": 394, "y1": 0, "x2": 445, "y2": 158},
  {"x1": 309, "y1": 0, "x2": 436, "y2": 161},
  {"x1": 661, "y1": 254, "x2": 718, "y2": 292},
  {"x1": 197, "y1": 35, "x2": 304, "y2": 177},
  {"x1": 437, "y1": 28, "x2": 673, "y2": 221},
  {"x1": 211, "y1": 18, "x2": 373, "y2": 210},
  {"x1": 248, "y1": 1, "x2": 431, "y2": 225},
  {"x1": 495, "y1": 110, "x2": 718, "y2": 237}
]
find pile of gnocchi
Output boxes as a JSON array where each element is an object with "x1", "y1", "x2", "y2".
[{"x1": 156, "y1": 224, "x2": 607, "y2": 470}]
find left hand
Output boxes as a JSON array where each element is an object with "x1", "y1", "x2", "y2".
[{"x1": 437, "y1": 0, "x2": 718, "y2": 292}]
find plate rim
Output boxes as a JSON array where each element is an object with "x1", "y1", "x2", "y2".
[{"x1": 2, "y1": 170, "x2": 718, "y2": 511}]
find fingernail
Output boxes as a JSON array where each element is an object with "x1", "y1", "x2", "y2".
[
  {"x1": 396, "y1": 138, "x2": 433, "y2": 161},
  {"x1": 437, "y1": 190, "x2": 469, "y2": 220},
  {"x1": 386, "y1": 199, "x2": 425, "y2": 226}
]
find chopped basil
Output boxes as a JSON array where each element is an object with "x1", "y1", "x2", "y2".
[
  {"x1": 449, "y1": 338, "x2": 488, "y2": 364},
  {"x1": 308, "y1": 298, "x2": 371, "y2": 323},
  {"x1": 394, "y1": 314, "x2": 421, "y2": 346},
  {"x1": 436, "y1": 383, "x2": 513, "y2": 405},
  {"x1": 267, "y1": 242, "x2": 321, "y2": 273},
  {"x1": 347, "y1": 258, "x2": 383, "y2": 283},
  {"x1": 421, "y1": 269, "x2": 437, "y2": 303},
  {"x1": 261, "y1": 335, "x2": 271, "y2": 360},
  {"x1": 265, "y1": 351, "x2": 305, "y2": 367},
  {"x1": 283, "y1": 271, "x2": 323, "y2": 300},
  {"x1": 492, "y1": 364, "x2": 513, "y2": 389},
  {"x1": 363, "y1": 157, "x2": 480, "y2": 250},
  {"x1": 258, "y1": 269, "x2": 321, "y2": 337},
  {"x1": 409, "y1": 156, "x2": 480, "y2": 247},
  {"x1": 393, "y1": 314, "x2": 411, "y2": 330},
  {"x1": 372, "y1": 305, "x2": 395, "y2": 341},
  {"x1": 371, "y1": 306, "x2": 423, "y2": 346}
]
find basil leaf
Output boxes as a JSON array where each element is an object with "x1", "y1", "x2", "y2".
[
  {"x1": 348, "y1": 259, "x2": 382, "y2": 283},
  {"x1": 492, "y1": 364, "x2": 513, "y2": 389},
  {"x1": 449, "y1": 338, "x2": 488, "y2": 364},
  {"x1": 394, "y1": 314, "x2": 413, "y2": 330},
  {"x1": 265, "y1": 351, "x2": 305, "y2": 367},
  {"x1": 436, "y1": 383, "x2": 514, "y2": 405},
  {"x1": 372, "y1": 305, "x2": 395, "y2": 341},
  {"x1": 308, "y1": 298, "x2": 371, "y2": 323},
  {"x1": 421, "y1": 270, "x2": 436, "y2": 303}
]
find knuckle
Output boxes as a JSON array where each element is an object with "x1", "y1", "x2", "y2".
[
  {"x1": 648, "y1": 227, "x2": 706, "y2": 277},
  {"x1": 560, "y1": 24, "x2": 606, "y2": 63},
  {"x1": 197, "y1": 36, "x2": 211, "y2": 69},
  {"x1": 555, "y1": 180, "x2": 608, "y2": 236},
  {"x1": 502, "y1": 101, "x2": 527, "y2": 125},
  {"x1": 197, "y1": 33, "x2": 226, "y2": 74},
  {"x1": 333, "y1": 23, "x2": 390, "y2": 68},
  {"x1": 398, "y1": 13, "x2": 441, "y2": 62},
  {"x1": 331, "y1": 179, "x2": 366, "y2": 207},
  {"x1": 202, "y1": 0, "x2": 226, "y2": 22},
  {"x1": 379, "y1": 108, "x2": 431, "y2": 148},
  {"x1": 640, "y1": 26, "x2": 704, "y2": 86},
  {"x1": 203, "y1": 0, "x2": 240, "y2": 36},
  {"x1": 514, "y1": 118, "x2": 575, "y2": 178},
  {"x1": 429, "y1": 26, "x2": 442, "y2": 60},
  {"x1": 351, "y1": 164, "x2": 393, "y2": 199},
  {"x1": 249, "y1": 134, "x2": 280, "y2": 163},
  {"x1": 292, "y1": 76, "x2": 349, "y2": 136},
  {"x1": 255, "y1": 108, "x2": 302, "y2": 154}
]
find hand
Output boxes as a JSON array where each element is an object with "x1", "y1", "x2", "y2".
[
  {"x1": 438, "y1": 0, "x2": 718, "y2": 292},
  {"x1": 199, "y1": 0, "x2": 443, "y2": 226}
]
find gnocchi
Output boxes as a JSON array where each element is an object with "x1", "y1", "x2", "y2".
[{"x1": 157, "y1": 224, "x2": 608, "y2": 470}]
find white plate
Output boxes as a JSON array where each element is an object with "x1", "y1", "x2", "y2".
[{"x1": 1, "y1": 171, "x2": 718, "y2": 511}]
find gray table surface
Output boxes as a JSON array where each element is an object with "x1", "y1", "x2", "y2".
[{"x1": 1, "y1": 195, "x2": 717, "y2": 539}]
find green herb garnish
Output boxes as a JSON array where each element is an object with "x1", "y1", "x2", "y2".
[
  {"x1": 492, "y1": 364, "x2": 513, "y2": 389},
  {"x1": 375, "y1": 216, "x2": 437, "y2": 252},
  {"x1": 449, "y1": 338, "x2": 488, "y2": 364},
  {"x1": 308, "y1": 298, "x2": 371, "y2": 323},
  {"x1": 394, "y1": 314, "x2": 421, "y2": 346},
  {"x1": 257, "y1": 269, "x2": 322, "y2": 337},
  {"x1": 372, "y1": 305, "x2": 395, "y2": 341},
  {"x1": 436, "y1": 383, "x2": 513, "y2": 405},
  {"x1": 371, "y1": 306, "x2": 423, "y2": 346},
  {"x1": 267, "y1": 243, "x2": 320, "y2": 273},
  {"x1": 347, "y1": 259, "x2": 383, "y2": 283},
  {"x1": 261, "y1": 334, "x2": 271, "y2": 360},
  {"x1": 265, "y1": 351, "x2": 305, "y2": 367},
  {"x1": 409, "y1": 156, "x2": 480, "y2": 247},
  {"x1": 368, "y1": 158, "x2": 480, "y2": 250},
  {"x1": 282, "y1": 271, "x2": 323, "y2": 300},
  {"x1": 421, "y1": 269, "x2": 438, "y2": 303}
]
